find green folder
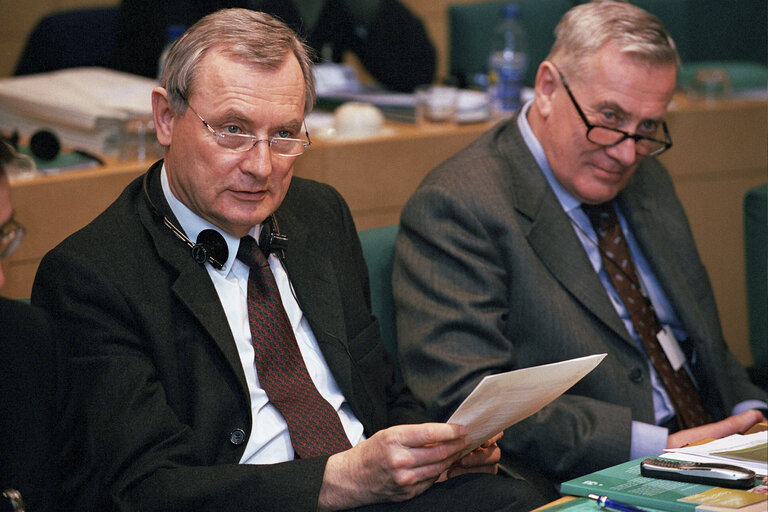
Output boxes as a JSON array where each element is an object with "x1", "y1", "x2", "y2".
[{"x1": 560, "y1": 458, "x2": 715, "y2": 512}]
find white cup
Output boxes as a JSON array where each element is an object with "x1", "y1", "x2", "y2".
[{"x1": 415, "y1": 85, "x2": 458, "y2": 125}]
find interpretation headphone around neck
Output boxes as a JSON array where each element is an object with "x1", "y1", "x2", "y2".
[
  {"x1": 259, "y1": 215, "x2": 288, "y2": 261},
  {"x1": 142, "y1": 171, "x2": 288, "y2": 269}
]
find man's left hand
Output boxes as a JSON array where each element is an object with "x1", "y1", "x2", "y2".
[{"x1": 440, "y1": 431, "x2": 503, "y2": 480}]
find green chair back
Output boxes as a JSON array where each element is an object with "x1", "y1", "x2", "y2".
[
  {"x1": 448, "y1": 0, "x2": 572, "y2": 88},
  {"x1": 630, "y1": 0, "x2": 768, "y2": 91},
  {"x1": 358, "y1": 225, "x2": 400, "y2": 379},
  {"x1": 744, "y1": 184, "x2": 767, "y2": 369}
]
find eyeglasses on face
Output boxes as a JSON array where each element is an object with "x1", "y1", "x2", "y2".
[
  {"x1": 554, "y1": 65, "x2": 672, "y2": 157},
  {"x1": 0, "y1": 212, "x2": 25, "y2": 259},
  {"x1": 184, "y1": 103, "x2": 311, "y2": 157}
]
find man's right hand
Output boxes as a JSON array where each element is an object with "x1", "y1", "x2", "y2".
[
  {"x1": 667, "y1": 409, "x2": 766, "y2": 449},
  {"x1": 317, "y1": 423, "x2": 472, "y2": 511}
]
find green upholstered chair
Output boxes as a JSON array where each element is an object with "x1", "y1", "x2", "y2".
[
  {"x1": 448, "y1": 0, "x2": 572, "y2": 88},
  {"x1": 358, "y1": 224, "x2": 400, "y2": 379},
  {"x1": 679, "y1": 0, "x2": 767, "y2": 67},
  {"x1": 449, "y1": 0, "x2": 767, "y2": 92},
  {"x1": 627, "y1": 0, "x2": 768, "y2": 91},
  {"x1": 678, "y1": 62, "x2": 768, "y2": 93},
  {"x1": 744, "y1": 184, "x2": 767, "y2": 386}
]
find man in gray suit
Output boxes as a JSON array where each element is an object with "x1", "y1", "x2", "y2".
[{"x1": 394, "y1": 0, "x2": 767, "y2": 488}]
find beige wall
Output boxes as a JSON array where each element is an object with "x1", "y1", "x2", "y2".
[{"x1": 1, "y1": 0, "x2": 473, "y2": 79}]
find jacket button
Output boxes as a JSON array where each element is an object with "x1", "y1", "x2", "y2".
[
  {"x1": 629, "y1": 368, "x2": 643, "y2": 383},
  {"x1": 230, "y1": 428, "x2": 246, "y2": 446}
]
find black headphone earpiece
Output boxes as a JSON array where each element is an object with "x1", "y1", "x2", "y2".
[
  {"x1": 26, "y1": 129, "x2": 104, "y2": 165},
  {"x1": 192, "y1": 229, "x2": 228, "y2": 269},
  {"x1": 29, "y1": 130, "x2": 60, "y2": 161},
  {"x1": 259, "y1": 215, "x2": 289, "y2": 261}
]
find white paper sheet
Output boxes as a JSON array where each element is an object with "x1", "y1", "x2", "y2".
[
  {"x1": 447, "y1": 353, "x2": 606, "y2": 455},
  {"x1": 662, "y1": 432, "x2": 768, "y2": 476}
]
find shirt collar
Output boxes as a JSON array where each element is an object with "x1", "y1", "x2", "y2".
[
  {"x1": 160, "y1": 163, "x2": 260, "y2": 274},
  {"x1": 517, "y1": 99, "x2": 584, "y2": 216}
]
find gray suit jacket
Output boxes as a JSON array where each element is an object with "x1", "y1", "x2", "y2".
[
  {"x1": 32, "y1": 162, "x2": 427, "y2": 511},
  {"x1": 394, "y1": 115, "x2": 767, "y2": 482}
]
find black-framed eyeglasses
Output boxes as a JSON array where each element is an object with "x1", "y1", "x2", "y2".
[
  {"x1": 184, "y1": 102, "x2": 311, "y2": 157},
  {"x1": 555, "y1": 67, "x2": 672, "y2": 157},
  {"x1": 0, "y1": 212, "x2": 25, "y2": 259}
]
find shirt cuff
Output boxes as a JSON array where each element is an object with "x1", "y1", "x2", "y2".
[
  {"x1": 732, "y1": 399, "x2": 768, "y2": 416},
  {"x1": 630, "y1": 420, "x2": 669, "y2": 459}
]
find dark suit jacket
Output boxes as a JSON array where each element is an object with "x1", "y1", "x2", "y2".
[
  {"x1": 393, "y1": 115, "x2": 768, "y2": 482},
  {"x1": 0, "y1": 298, "x2": 65, "y2": 512},
  {"x1": 32, "y1": 162, "x2": 427, "y2": 511}
]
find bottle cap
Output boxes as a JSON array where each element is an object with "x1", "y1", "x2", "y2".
[{"x1": 501, "y1": 3, "x2": 521, "y2": 18}]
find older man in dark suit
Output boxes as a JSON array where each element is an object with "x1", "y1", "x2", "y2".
[
  {"x1": 394, "y1": 0, "x2": 767, "y2": 490},
  {"x1": 31, "y1": 9, "x2": 544, "y2": 512}
]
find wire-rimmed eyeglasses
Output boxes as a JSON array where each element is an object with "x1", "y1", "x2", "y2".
[
  {"x1": 555, "y1": 66, "x2": 672, "y2": 157},
  {"x1": 0, "y1": 212, "x2": 25, "y2": 259},
  {"x1": 184, "y1": 103, "x2": 311, "y2": 157}
]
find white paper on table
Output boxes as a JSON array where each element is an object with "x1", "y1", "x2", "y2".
[
  {"x1": 0, "y1": 67, "x2": 155, "y2": 131},
  {"x1": 662, "y1": 432, "x2": 768, "y2": 476},
  {"x1": 447, "y1": 353, "x2": 606, "y2": 456}
]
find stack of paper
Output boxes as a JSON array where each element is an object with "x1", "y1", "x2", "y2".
[
  {"x1": 662, "y1": 432, "x2": 768, "y2": 476},
  {"x1": 0, "y1": 67, "x2": 156, "y2": 155}
]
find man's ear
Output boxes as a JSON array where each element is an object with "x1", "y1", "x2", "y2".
[
  {"x1": 152, "y1": 87, "x2": 175, "y2": 147},
  {"x1": 533, "y1": 61, "x2": 559, "y2": 119}
]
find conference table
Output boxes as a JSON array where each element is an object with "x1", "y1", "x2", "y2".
[{"x1": 5, "y1": 93, "x2": 767, "y2": 368}]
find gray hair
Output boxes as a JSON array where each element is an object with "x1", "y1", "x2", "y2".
[
  {"x1": 161, "y1": 8, "x2": 316, "y2": 115},
  {"x1": 548, "y1": 0, "x2": 679, "y2": 79}
]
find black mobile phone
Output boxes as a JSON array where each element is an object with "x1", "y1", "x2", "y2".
[{"x1": 640, "y1": 458, "x2": 756, "y2": 489}]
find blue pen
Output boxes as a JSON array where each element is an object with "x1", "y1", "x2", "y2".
[{"x1": 588, "y1": 494, "x2": 650, "y2": 512}]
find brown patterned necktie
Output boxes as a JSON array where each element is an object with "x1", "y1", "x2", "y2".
[
  {"x1": 582, "y1": 203, "x2": 713, "y2": 430},
  {"x1": 237, "y1": 235, "x2": 352, "y2": 458}
]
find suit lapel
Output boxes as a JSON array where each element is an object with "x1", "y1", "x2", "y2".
[
  {"x1": 503, "y1": 121, "x2": 635, "y2": 346},
  {"x1": 139, "y1": 164, "x2": 249, "y2": 394}
]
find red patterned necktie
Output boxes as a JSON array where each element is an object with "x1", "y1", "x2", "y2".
[
  {"x1": 237, "y1": 235, "x2": 352, "y2": 458},
  {"x1": 582, "y1": 203, "x2": 713, "y2": 430}
]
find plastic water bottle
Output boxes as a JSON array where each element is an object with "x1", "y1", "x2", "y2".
[
  {"x1": 487, "y1": 4, "x2": 528, "y2": 116},
  {"x1": 157, "y1": 24, "x2": 187, "y2": 81}
]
